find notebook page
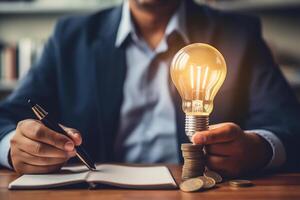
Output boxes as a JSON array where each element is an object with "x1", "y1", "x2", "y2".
[
  {"x1": 87, "y1": 164, "x2": 177, "y2": 187},
  {"x1": 62, "y1": 165, "x2": 90, "y2": 173},
  {"x1": 9, "y1": 171, "x2": 89, "y2": 189}
]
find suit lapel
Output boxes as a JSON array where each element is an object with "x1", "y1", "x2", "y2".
[
  {"x1": 186, "y1": 0, "x2": 217, "y2": 45},
  {"x1": 92, "y1": 6, "x2": 126, "y2": 162}
]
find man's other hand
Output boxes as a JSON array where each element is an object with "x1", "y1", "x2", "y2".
[
  {"x1": 10, "y1": 119, "x2": 82, "y2": 174},
  {"x1": 192, "y1": 122, "x2": 273, "y2": 178}
]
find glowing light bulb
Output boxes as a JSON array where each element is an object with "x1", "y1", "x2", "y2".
[{"x1": 170, "y1": 43, "x2": 227, "y2": 141}]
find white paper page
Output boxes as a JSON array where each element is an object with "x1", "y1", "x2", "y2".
[
  {"x1": 87, "y1": 164, "x2": 176, "y2": 187},
  {"x1": 62, "y1": 165, "x2": 90, "y2": 173},
  {"x1": 9, "y1": 171, "x2": 89, "y2": 189}
]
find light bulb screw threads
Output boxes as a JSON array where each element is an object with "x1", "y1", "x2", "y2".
[{"x1": 185, "y1": 115, "x2": 209, "y2": 141}]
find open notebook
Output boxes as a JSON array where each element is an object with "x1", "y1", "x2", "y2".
[{"x1": 9, "y1": 164, "x2": 177, "y2": 190}]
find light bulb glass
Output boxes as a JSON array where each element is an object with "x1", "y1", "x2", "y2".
[{"x1": 170, "y1": 43, "x2": 227, "y2": 116}]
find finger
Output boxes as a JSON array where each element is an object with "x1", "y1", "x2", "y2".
[
  {"x1": 209, "y1": 123, "x2": 228, "y2": 130},
  {"x1": 21, "y1": 120, "x2": 75, "y2": 151},
  {"x1": 16, "y1": 162, "x2": 64, "y2": 174},
  {"x1": 192, "y1": 123, "x2": 241, "y2": 145},
  {"x1": 205, "y1": 155, "x2": 232, "y2": 176},
  {"x1": 61, "y1": 125, "x2": 82, "y2": 146},
  {"x1": 205, "y1": 142, "x2": 236, "y2": 156},
  {"x1": 17, "y1": 136, "x2": 76, "y2": 158},
  {"x1": 17, "y1": 148, "x2": 69, "y2": 166}
]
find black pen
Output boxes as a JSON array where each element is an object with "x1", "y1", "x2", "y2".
[{"x1": 28, "y1": 99, "x2": 96, "y2": 171}]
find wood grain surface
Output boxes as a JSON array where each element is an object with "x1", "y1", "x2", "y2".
[{"x1": 1, "y1": 165, "x2": 300, "y2": 200}]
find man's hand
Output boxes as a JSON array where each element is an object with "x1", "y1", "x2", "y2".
[
  {"x1": 192, "y1": 123, "x2": 273, "y2": 178},
  {"x1": 10, "y1": 119, "x2": 82, "y2": 174}
]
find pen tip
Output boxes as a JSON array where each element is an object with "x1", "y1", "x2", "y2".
[
  {"x1": 90, "y1": 165, "x2": 97, "y2": 171},
  {"x1": 27, "y1": 99, "x2": 36, "y2": 107}
]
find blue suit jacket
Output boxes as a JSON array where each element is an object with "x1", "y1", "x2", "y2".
[{"x1": 0, "y1": 0, "x2": 299, "y2": 169}]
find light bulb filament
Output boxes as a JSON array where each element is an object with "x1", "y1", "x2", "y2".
[
  {"x1": 190, "y1": 65, "x2": 194, "y2": 90},
  {"x1": 202, "y1": 66, "x2": 209, "y2": 90}
]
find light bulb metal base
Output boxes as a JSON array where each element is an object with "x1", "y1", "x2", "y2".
[{"x1": 185, "y1": 115, "x2": 209, "y2": 141}]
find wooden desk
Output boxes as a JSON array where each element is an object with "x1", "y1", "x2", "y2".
[{"x1": 1, "y1": 165, "x2": 300, "y2": 200}]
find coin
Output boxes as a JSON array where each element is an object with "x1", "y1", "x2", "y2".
[
  {"x1": 198, "y1": 176, "x2": 216, "y2": 189},
  {"x1": 184, "y1": 160, "x2": 205, "y2": 166},
  {"x1": 204, "y1": 170, "x2": 222, "y2": 183},
  {"x1": 182, "y1": 154, "x2": 203, "y2": 159},
  {"x1": 181, "y1": 143, "x2": 203, "y2": 151},
  {"x1": 182, "y1": 161, "x2": 204, "y2": 171},
  {"x1": 182, "y1": 151, "x2": 204, "y2": 158},
  {"x1": 179, "y1": 178, "x2": 204, "y2": 192},
  {"x1": 229, "y1": 180, "x2": 253, "y2": 187}
]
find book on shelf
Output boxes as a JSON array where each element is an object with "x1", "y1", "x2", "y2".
[{"x1": 0, "y1": 39, "x2": 44, "y2": 84}]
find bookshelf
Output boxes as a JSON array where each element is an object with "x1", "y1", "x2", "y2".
[
  {"x1": 205, "y1": 0, "x2": 300, "y2": 11},
  {"x1": 0, "y1": 0, "x2": 121, "y2": 100},
  {"x1": 0, "y1": 1, "x2": 116, "y2": 14},
  {"x1": 204, "y1": 0, "x2": 300, "y2": 99}
]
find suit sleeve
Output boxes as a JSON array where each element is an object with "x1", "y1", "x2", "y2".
[
  {"x1": 243, "y1": 19, "x2": 300, "y2": 170},
  {"x1": 0, "y1": 23, "x2": 62, "y2": 143}
]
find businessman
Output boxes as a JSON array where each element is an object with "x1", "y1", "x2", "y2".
[{"x1": 0, "y1": 0, "x2": 299, "y2": 176}]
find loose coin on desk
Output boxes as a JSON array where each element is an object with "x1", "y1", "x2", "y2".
[
  {"x1": 179, "y1": 178, "x2": 204, "y2": 192},
  {"x1": 229, "y1": 180, "x2": 253, "y2": 187},
  {"x1": 204, "y1": 170, "x2": 223, "y2": 183},
  {"x1": 198, "y1": 176, "x2": 216, "y2": 189}
]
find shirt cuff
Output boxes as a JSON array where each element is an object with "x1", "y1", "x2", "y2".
[
  {"x1": 245, "y1": 129, "x2": 286, "y2": 170},
  {"x1": 0, "y1": 130, "x2": 15, "y2": 169}
]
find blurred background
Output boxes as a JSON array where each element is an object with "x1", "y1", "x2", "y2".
[{"x1": 0, "y1": 0, "x2": 299, "y2": 100}]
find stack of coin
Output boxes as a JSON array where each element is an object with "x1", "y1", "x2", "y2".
[{"x1": 181, "y1": 143, "x2": 205, "y2": 180}]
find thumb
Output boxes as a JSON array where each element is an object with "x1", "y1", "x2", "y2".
[
  {"x1": 60, "y1": 125, "x2": 82, "y2": 146},
  {"x1": 192, "y1": 123, "x2": 241, "y2": 145}
]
